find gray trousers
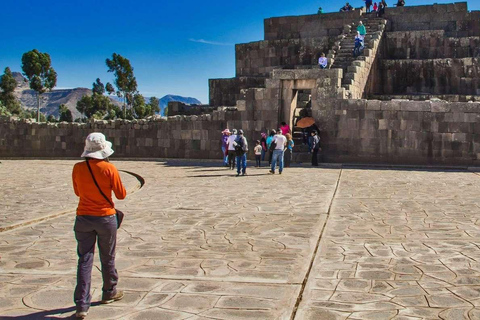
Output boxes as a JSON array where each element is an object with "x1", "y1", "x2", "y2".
[{"x1": 74, "y1": 215, "x2": 118, "y2": 312}]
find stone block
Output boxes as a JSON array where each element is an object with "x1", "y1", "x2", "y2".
[
  {"x1": 400, "y1": 101, "x2": 430, "y2": 112},
  {"x1": 381, "y1": 100, "x2": 402, "y2": 111},
  {"x1": 430, "y1": 101, "x2": 451, "y2": 113},
  {"x1": 236, "y1": 100, "x2": 247, "y2": 111},
  {"x1": 366, "y1": 100, "x2": 382, "y2": 111}
]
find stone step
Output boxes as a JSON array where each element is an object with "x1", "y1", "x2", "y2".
[{"x1": 292, "y1": 152, "x2": 312, "y2": 163}]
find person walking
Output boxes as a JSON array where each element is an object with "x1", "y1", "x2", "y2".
[
  {"x1": 266, "y1": 130, "x2": 276, "y2": 165},
  {"x1": 234, "y1": 129, "x2": 248, "y2": 176},
  {"x1": 254, "y1": 140, "x2": 262, "y2": 167},
  {"x1": 72, "y1": 132, "x2": 126, "y2": 319},
  {"x1": 284, "y1": 133, "x2": 294, "y2": 167},
  {"x1": 260, "y1": 132, "x2": 267, "y2": 161},
  {"x1": 353, "y1": 31, "x2": 365, "y2": 57},
  {"x1": 280, "y1": 121, "x2": 291, "y2": 135},
  {"x1": 226, "y1": 129, "x2": 238, "y2": 170},
  {"x1": 221, "y1": 129, "x2": 230, "y2": 166},
  {"x1": 309, "y1": 131, "x2": 321, "y2": 166},
  {"x1": 357, "y1": 21, "x2": 367, "y2": 40},
  {"x1": 269, "y1": 130, "x2": 287, "y2": 174},
  {"x1": 365, "y1": 0, "x2": 373, "y2": 12}
]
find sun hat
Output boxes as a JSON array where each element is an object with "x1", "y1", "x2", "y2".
[
  {"x1": 232, "y1": 129, "x2": 237, "y2": 134},
  {"x1": 222, "y1": 128, "x2": 231, "y2": 134},
  {"x1": 81, "y1": 132, "x2": 114, "y2": 159}
]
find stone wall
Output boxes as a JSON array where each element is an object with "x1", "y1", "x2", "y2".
[
  {"x1": 263, "y1": 3, "x2": 479, "y2": 41},
  {"x1": 383, "y1": 3, "x2": 480, "y2": 37},
  {"x1": 0, "y1": 113, "x2": 250, "y2": 160},
  {"x1": 264, "y1": 10, "x2": 363, "y2": 41},
  {"x1": 384, "y1": 31, "x2": 480, "y2": 59},
  {"x1": 4, "y1": 98, "x2": 480, "y2": 165},
  {"x1": 166, "y1": 102, "x2": 217, "y2": 117},
  {"x1": 313, "y1": 99, "x2": 480, "y2": 165},
  {"x1": 235, "y1": 37, "x2": 332, "y2": 77},
  {"x1": 377, "y1": 58, "x2": 480, "y2": 95},
  {"x1": 209, "y1": 77, "x2": 266, "y2": 107}
]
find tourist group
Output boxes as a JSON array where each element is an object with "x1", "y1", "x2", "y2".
[{"x1": 221, "y1": 123, "x2": 321, "y2": 176}]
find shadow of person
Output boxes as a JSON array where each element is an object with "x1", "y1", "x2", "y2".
[{"x1": 3, "y1": 302, "x2": 102, "y2": 319}]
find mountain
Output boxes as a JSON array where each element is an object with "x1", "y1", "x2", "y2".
[
  {"x1": 159, "y1": 95, "x2": 202, "y2": 115},
  {"x1": 10, "y1": 72, "x2": 201, "y2": 118}
]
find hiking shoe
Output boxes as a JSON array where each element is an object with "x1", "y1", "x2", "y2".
[
  {"x1": 76, "y1": 311, "x2": 88, "y2": 319},
  {"x1": 101, "y1": 290, "x2": 124, "y2": 304},
  {"x1": 242, "y1": 172, "x2": 246, "y2": 176},
  {"x1": 269, "y1": 170, "x2": 275, "y2": 174},
  {"x1": 236, "y1": 173, "x2": 240, "y2": 176},
  {"x1": 279, "y1": 171, "x2": 282, "y2": 175}
]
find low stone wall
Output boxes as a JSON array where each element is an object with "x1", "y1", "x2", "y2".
[
  {"x1": 0, "y1": 113, "x2": 260, "y2": 160},
  {"x1": 264, "y1": 10, "x2": 362, "y2": 41},
  {"x1": 235, "y1": 37, "x2": 332, "y2": 77},
  {"x1": 383, "y1": 2, "x2": 480, "y2": 37},
  {"x1": 378, "y1": 58, "x2": 480, "y2": 95},
  {"x1": 384, "y1": 31, "x2": 480, "y2": 59},
  {"x1": 166, "y1": 102, "x2": 217, "y2": 116},
  {"x1": 313, "y1": 99, "x2": 480, "y2": 165},
  {"x1": 209, "y1": 77, "x2": 266, "y2": 107}
]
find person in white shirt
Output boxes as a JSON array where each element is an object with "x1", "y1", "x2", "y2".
[
  {"x1": 318, "y1": 52, "x2": 328, "y2": 69},
  {"x1": 269, "y1": 130, "x2": 287, "y2": 174},
  {"x1": 226, "y1": 129, "x2": 237, "y2": 170}
]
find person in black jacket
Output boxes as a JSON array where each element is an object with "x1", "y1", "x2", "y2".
[{"x1": 309, "y1": 131, "x2": 321, "y2": 166}]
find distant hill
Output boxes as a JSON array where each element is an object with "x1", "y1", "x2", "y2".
[
  {"x1": 10, "y1": 72, "x2": 201, "y2": 118},
  {"x1": 159, "y1": 95, "x2": 202, "y2": 116}
]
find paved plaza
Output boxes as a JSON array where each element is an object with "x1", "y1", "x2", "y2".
[{"x1": 1, "y1": 160, "x2": 480, "y2": 319}]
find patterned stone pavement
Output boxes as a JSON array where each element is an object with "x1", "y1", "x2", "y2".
[
  {"x1": 1, "y1": 160, "x2": 480, "y2": 319},
  {"x1": 297, "y1": 169, "x2": 480, "y2": 320}
]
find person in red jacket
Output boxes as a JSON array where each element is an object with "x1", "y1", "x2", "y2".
[{"x1": 72, "y1": 132, "x2": 126, "y2": 319}]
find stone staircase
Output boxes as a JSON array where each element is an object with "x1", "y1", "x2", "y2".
[
  {"x1": 291, "y1": 92, "x2": 313, "y2": 163},
  {"x1": 330, "y1": 15, "x2": 387, "y2": 99}
]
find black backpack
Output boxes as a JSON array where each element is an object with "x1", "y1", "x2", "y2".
[{"x1": 234, "y1": 136, "x2": 245, "y2": 155}]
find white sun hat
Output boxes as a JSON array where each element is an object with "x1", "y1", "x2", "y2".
[{"x1": 81, "y1": 132, "x2": 114, "y2": 159}]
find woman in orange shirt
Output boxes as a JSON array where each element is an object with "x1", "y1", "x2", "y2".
[{"x1": 72, "y1": 132, "x2": 126, "y2": 319}]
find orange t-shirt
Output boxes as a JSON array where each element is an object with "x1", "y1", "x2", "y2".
[{"x1": 72, "y1": 159, "x2": 127, "y2": 216}]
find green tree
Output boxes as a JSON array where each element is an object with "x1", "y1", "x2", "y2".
[
  {"x1": 133, "y1": 93, "x2": 146, "y2": 118},
  {"x1": 47, "y1": 114, "x2": 56, "y2": 122},
  {"x1": 21, "y1": 49, "x2": 57, "y2": 122},
  {"x1": 0, "y1": 100, "x2": 11, "y2": 116},
  {"x1": 92, "y1": 78, "x2": 105, "y2": 95},
  {"x1": 76, "y1": 79, "x2": 117, "y2": 119},
  {"x1": 0, "y1": 67, "x2": 22, "y2": 115},
  {"x1": 20, "y1": 109, "x2": 46, "y2": 121},
  {"x1": 58, "y1": 104, "x2": 73, "y2": 122},
  {"x1": 148, "y1": 96, "x2": 160, "y2": 116},
  {"x1": 105, "y1": 53, "x2": 138, "y2": 118},
  {"x1": 105, "y1": 82, "x2": 115, "y2": 95}
]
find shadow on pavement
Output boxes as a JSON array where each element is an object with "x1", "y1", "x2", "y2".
[
  {"x1": 187, "y1": 173, "x2": 268, "y2": 178},
  {"x1": 1, "y1": 307, "x2": 76, "y2": 319},
  {"x1": 2, "y1": 302, "x2": 103, "y2": 319}
]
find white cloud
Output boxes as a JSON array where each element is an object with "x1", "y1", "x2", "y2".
[{"x1": 188, "y1": 38, "x2": 233, "y2": 46}]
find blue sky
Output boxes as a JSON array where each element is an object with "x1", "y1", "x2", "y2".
[{"x1": 1, "y1": 0, "x2": 478, "y2": 103}]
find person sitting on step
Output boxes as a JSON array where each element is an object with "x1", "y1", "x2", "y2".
[{"x1": 318, "y1": 53, "x2": 328, "y2": 69}]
